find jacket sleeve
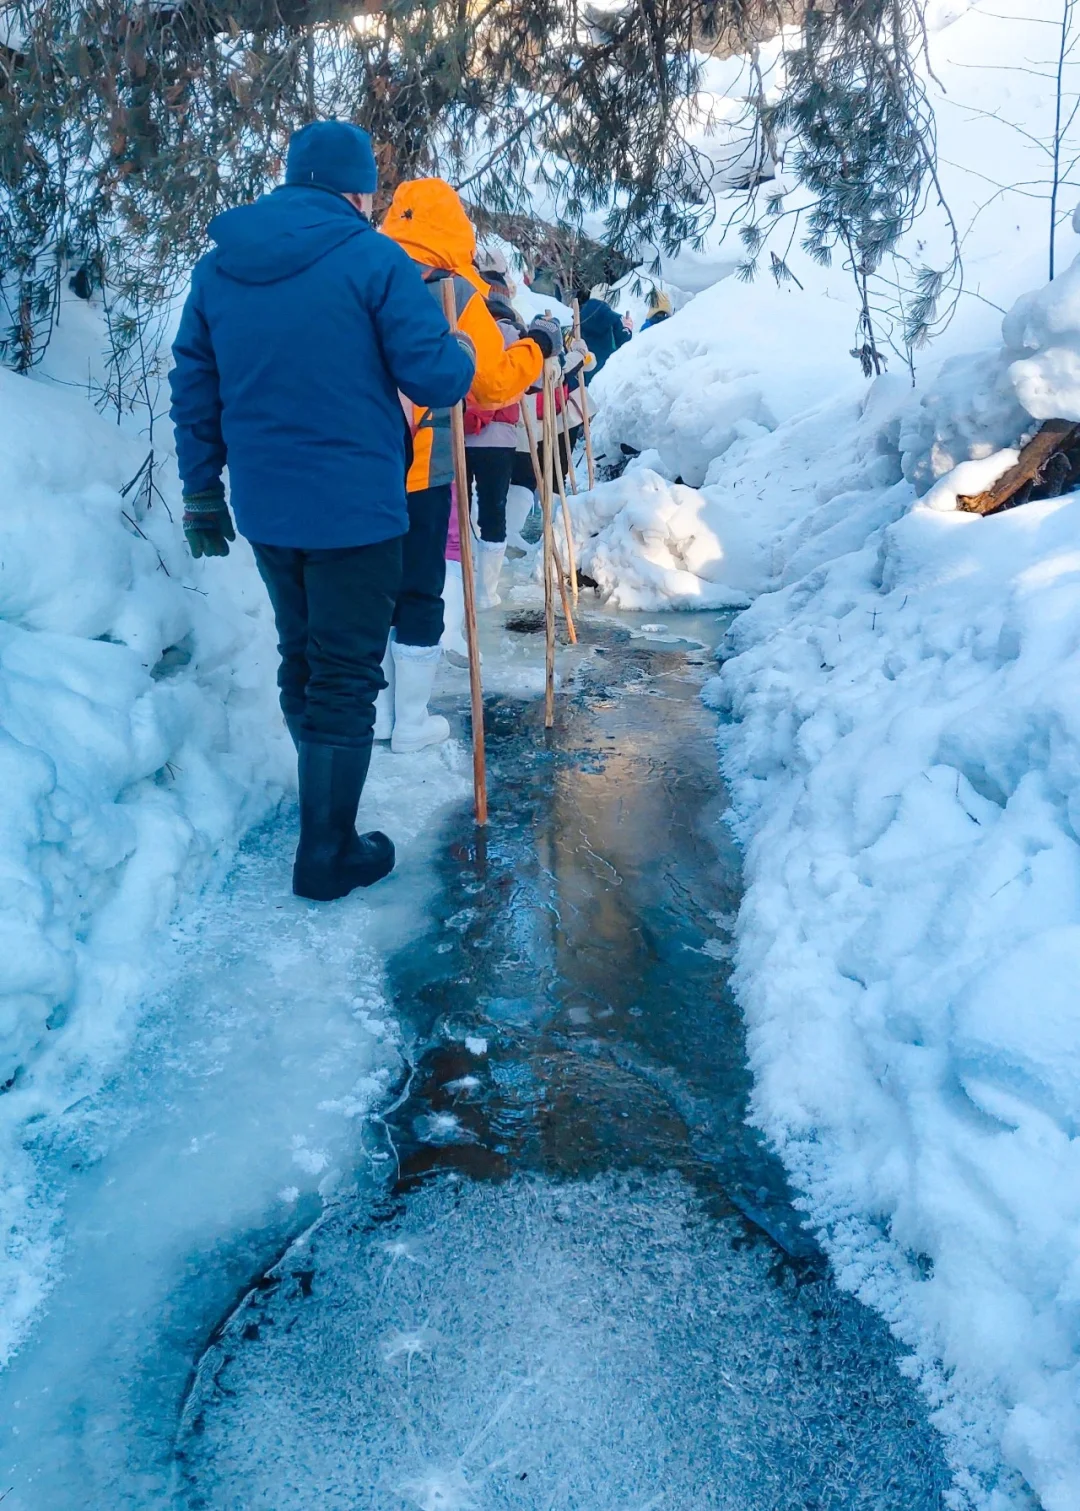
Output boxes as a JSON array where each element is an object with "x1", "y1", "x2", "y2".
[
  {"x1": 612, "y1": 306, "x2": 632, "y2": 350},
  {"x1": 460, "y1": 290, "x2": 543, "y2": 409},
  {"x1": 169, "y1": 270, "x2": 227, "y2": 498},
  {"x1": 370, "y1": 243, "x2": 476, "y2": 410}
]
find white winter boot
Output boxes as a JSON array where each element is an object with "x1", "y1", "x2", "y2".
[
  {"x1": 441, "y1": 559, "x2": 470, "y2": 668},
  {"x1": 390, "y1": 641, "x2": 450, "y2": 753},
  {"x1": 475, "y1": 538, "x2": 507, "y2": 610},
  {"x1": 505, "y1": 485, "x2": 534, "y2": 555},
  {"x1": 373, "y1": 633, "x2": 395, "y2": 740}
]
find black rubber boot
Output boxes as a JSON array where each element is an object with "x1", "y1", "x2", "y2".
[{"x1": 293, "y1": 742, "x2": 395, "y2": 901}]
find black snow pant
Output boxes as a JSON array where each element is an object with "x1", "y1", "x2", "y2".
[
  {"x1": 511, "y1": 450, "x2": 538, "y2": 491},
  {"x1": 515, "y1": 425, "x2": 583, "y2": 494},
  {"x1": 465, "y1": 446, "x2": 516, "y2": 543},
  {"x1": 252, "y1": 537, "x2": 402, "y2": 749},
  {"x1": 392, "y1": 483, "x2": 452, "y2": 648}
]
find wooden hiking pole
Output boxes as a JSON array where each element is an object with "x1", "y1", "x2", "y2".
[
  {"x1": 561, "y1": 385, "x2": 579, "y2": 493},
  {"x1": 558, "y1": 386, "x2": 580, "y2": 607},
  {"x1": 548, "y1": 403, "x2": 578, "y2": 617},
  {"x1": 522, "y1": 397, "x2": 576, "y2": 644},
  {"x1": 539, "y1": 364, "x2": 558, "y2": 727},
  {"x1": 572, "y1": 298, "x2": 597, "y2": 490},
  {"x1": 440, "y1": 277, "x2": 488, "y2": 825}
]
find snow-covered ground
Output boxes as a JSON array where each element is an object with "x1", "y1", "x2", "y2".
[{"x1": 564, "y1": 1, "x2": 1080, "y2": 1504}]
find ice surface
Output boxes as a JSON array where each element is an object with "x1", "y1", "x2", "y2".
[{"x1": 179, "y1": 1173, "x2": 949, "y2": 1511}]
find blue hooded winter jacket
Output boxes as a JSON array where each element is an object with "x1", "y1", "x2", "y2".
[
  {"x1": 169, "y1": 186, "x2": 476, "y2": 549},
  {"x1": 577, "y1": 297, "x2": 632, "y2": 384}
]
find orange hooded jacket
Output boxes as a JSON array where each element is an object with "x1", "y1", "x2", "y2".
[{"x1": 381, "y1": 178, "x2": 543, "y2": 493}]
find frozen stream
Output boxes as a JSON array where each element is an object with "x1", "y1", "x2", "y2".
[{"x1": 175, "y1": 612, "x2": 950, "y2": 1509}]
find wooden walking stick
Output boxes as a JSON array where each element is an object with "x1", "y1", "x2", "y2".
[
  {"x1": 539, "y1": 365, "x2": 558, "y2": 727},
  {"x1": 561, "y1": 384, "x2": 579, "y2": 494},
  {"x1": 572, "y1": 298, "x2": 596, "y2": 490},
  {"x1": 548, "y1": 400, "x2": 578, "y2": 616},
  {"x1": 558, "y1": 385, "x2": 580, "y2": 607},
  {"x1": 440, "y1": 277, "x2": 488, "y2": 825},
  {"x1": 522, "y1": 397, "x2": 576, "y2": 644}
]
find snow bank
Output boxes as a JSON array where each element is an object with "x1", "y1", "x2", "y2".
[
  {"x1": 0, "y1": 366, "x2": 287, "y2": 1364},
  {"x1": 571, "y1": 463, "x2": 752, "y2": 609},
  {"x1": 694, "y1": 259, "x2": 1080, "y2": 1511},
  {"x1": 589, "y1": 273, "x2": 864, "y2": 488},
  {"x1": 715, "y1": 487, "x2": 1080, "y2": 1510}
]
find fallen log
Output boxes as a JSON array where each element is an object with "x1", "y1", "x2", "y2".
[{"x1": 956, "y1": 418, "x2": 1080, "y2": 515}]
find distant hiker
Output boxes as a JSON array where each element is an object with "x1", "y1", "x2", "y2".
[
  {"x1": 379, "y1": 179, "x2": 559, "y2": 730},
  {"x1": 464, "y1": 245, "x2": 529, "y2": 609},
  {"x1": 574, "y1": 288, "x2": 632, "y2": 382},
  {"x1": 529, "y1": 263, "x2": 565, "y2": 302},
  {"x1": 168, "y1": 120, "x2": 476, "y2": 903},
  {"x1": 642, "y1": 289, "x2": 673, "y2": 330}
]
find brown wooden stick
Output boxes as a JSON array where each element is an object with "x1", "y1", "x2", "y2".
[
  {"x1": 551, "y1": 534, "x2": 578, "y2": 644},
  {"x1": 522, "y1": 397, "x2": 576, "y2": 644},
  {"x1": 549, "y1": 399, "x2": 579, "y2": 615},
  {"x1": 957, "y1": 418, "x2": 1079, "y2": 514},
  {"x1": 558, "y1": 385, "x2": 580, "y2": 607},
  {"x1": 561, "y1": 384, "x2": 579, "y2": 493},
  {"x1": 540, "y1": 365, "x2": 557, "y2": 728},
  {"x1": 440, "y1": 277, "x2": 487, "y2": 825},
  {"x1": 572, "y1": 297, "x2": 597, "y2": 490}
]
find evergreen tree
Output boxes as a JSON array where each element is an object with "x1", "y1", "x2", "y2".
[{"x1": 0, "y1": 0, "x2": 943, "y2": 375}]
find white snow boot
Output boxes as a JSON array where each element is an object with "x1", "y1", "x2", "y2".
[
  {"x1": 390, "y1": 641, "x2": 450, "y2": 754},
  {"x1": 475, "y1": 537, "x2": 507, "y2": 610},
  {"x1": 373, "y1": 633, "x2": 395, "y2": 741},
  {"x1": 441, "y1": 559, "x2": 470, "y2": 668},
  {"x1": 505, "y1": 484, "x2": 534, "y2": 555}
]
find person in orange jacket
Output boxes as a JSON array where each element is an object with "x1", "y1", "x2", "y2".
[{"x1": 375, "y1": 177, "x2": 561, "y2": 753}]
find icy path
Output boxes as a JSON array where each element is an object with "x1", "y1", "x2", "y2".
[
  {"x1": 178, "y1": 616, "x2": 951, "y2": 1510},
  {"x1": 0, "y1": 736, "x2": 468, "y2": 1507}
]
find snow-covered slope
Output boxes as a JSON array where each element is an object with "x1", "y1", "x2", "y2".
[{"x1": 0, "y1": 363, "x2": 290, "y2": 1364}]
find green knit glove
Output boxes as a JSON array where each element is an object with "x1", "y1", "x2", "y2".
[{"x1": 183, "y1": 491, "x2": 235, "y2": 559}]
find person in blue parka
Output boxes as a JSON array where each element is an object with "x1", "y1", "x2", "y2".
[
  {"x1": 572, "y1": 287, "x2": 632, "y2": 383},
  {"x1": 169, "y1": 119, "x2": 475, "y2": 904}
]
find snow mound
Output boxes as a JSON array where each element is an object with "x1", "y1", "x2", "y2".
[
  {"x1": 0, "y1": 367, "x2": 286, "y2": 1365},
  {"x1": 572, "y1": 466, "x2": 752, "y2": 609},
  {"x1": 589, "y1": 273, "x2": 864, "y2": 487},
  {"x1": 1006, "y1": 251, "x2": 1080, "y2": 422},
  {"x1": 718, "y1": 487, "x2": 1080, "y2": 1511}
]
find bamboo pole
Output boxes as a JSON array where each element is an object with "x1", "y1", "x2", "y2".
[
  {"x1": 522, "y1": 395, "x2": 576, "y2": 644},
  {"x1": 440, "y1": 277, "x2": 488, "y2": 825},
  {"x1": 572, "y1": 297, "x2": 596, "y2": 490},
  {"x1": 540, "y1": 364, "x2": 557, "y2": 727},
  {"x1": 558, "y1": 385, "x2": 580, "y2": 607}
]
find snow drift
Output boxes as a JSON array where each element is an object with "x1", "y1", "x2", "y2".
[{"x1": 0, "y1": 365, "x2": 288, "y2": 1363}]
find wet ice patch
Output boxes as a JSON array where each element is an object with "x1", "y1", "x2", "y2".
[{"x1": 178, "y1": 1172, "x2": 948, "y2": 1510}]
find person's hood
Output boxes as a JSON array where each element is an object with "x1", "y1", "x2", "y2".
[
  {"x1": 485, "y1": 290, "x2": 525, "y2": 332},
  {"x1": 380, "y1": 179, "x2": 486, "y2": 291},
  {"x1": 208, "y1": 187, "x2": 368, "y2": 285}
]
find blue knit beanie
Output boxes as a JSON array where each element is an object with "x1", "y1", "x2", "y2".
[{"x1": 285, "y1": 120, "x2": 378, "y2": 195}]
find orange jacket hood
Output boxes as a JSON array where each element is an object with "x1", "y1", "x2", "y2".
[{"x1": 381, "y1": 179, "x2": 486, "y2": 290}]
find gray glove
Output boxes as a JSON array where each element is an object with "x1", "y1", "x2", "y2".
[
  {"x1": 183, "y1": 490, "x2": 235, "y2": 559},
  {"x1": 526, "y1": 315, "x2": 563, "y2": 361}
]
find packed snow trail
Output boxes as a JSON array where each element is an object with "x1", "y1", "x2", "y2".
[{"x1": 177, "y1": 613, "x2": 949, "y2": 1510}]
